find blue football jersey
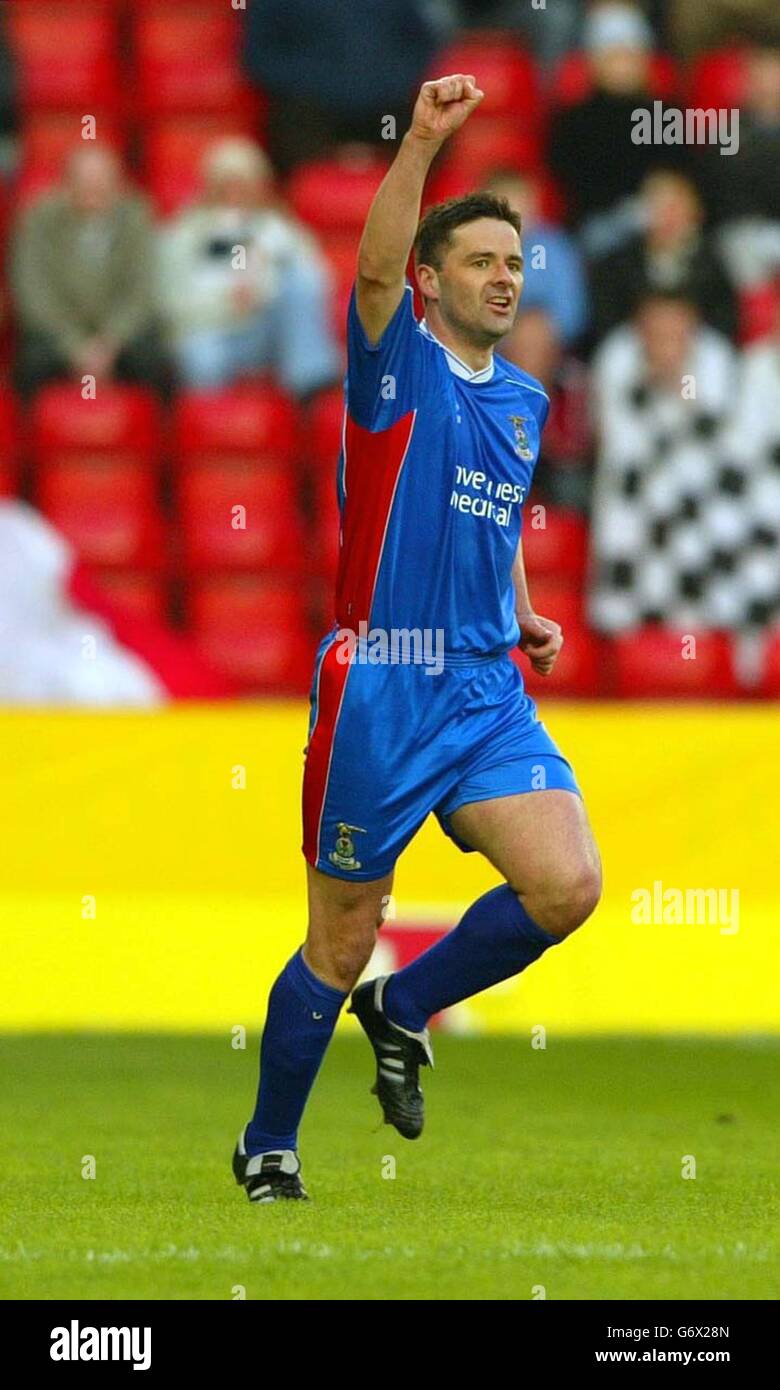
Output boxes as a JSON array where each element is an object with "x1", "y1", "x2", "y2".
[{"x1": 333, "y1": 282, "x2": 550, "y2": 659}]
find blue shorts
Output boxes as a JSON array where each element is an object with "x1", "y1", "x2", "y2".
[{"x1": 302, "y1": 631, "x2": 580, "y2": 881}]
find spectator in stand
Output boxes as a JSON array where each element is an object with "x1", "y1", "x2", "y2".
[
  {"x1": 11, "y1": 146, "x2": 166, "y2": 399},
  {"x1": 587, "y1": 290, "x2": 767, "y2": 633},
  {"x1": 733, "y1": 290, "x2": 780, "y2": 456},
  {"x1": 590, "y1": 169, "x2": 738, "y2": 345},
  {"x1": 158, "y1": 138, "x2": 341, "y2": 399},
  {"x1": 668, "y1": 0, "x2": 780, "y2": 60},
  {"x1": 0, "y1": 12, "x2": 18, "y2": 180},
  {"x1": 455, "y1": 0, "x2": 583, "y2": 71},
  {"x1": 0, "y1": 13, "x2": 18, "y2": 367},
  {"x1": 500, "y1": 307, "x2": 593, "y2": 512},
  {"x1": 483, "y1": 167, "x2": 589, "y2": 346},
  {"x1": 242, "y1": 0, "x2": 446, "y2": 175},
  {"x1": 0, "y1": 501, "x2": 164, "y2": 707},
  {"x1": 699, "y1": 42, "x2": 780, "y2": 226},
  {"x1": 723, "y1": 292, "x2": 780, "y2": 626},
  {"x1": 549, "y1": 3, "x2": 684, "y2": 254},
  {"x1": 705, "y1": 45, "x2": 780, "y2": 321}
]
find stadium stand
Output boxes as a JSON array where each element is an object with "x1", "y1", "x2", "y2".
[{"x1": 0, "y1": 0, "x2": 778, "y2": 699}]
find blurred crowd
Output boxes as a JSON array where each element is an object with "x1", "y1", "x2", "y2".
[
  {"x1": 11, "y1": 138, "x2": 342, "y2": 402},
  {"x1": 0, "y1": 0, "x2": 779, "y2": 702}
]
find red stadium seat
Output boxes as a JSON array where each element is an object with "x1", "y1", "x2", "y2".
[
  {"x1": 0, "y1": 390, "x2": 20, "y2": 496},
  {"x1": 536, "y1": 173, "x2": 568, "y2": 225},
  {"x1": 513, "y1": 623, "x2": 604, "y2": 697},
  {"x1": 522, "y1": 578, "x2": 585, "y2": 634},
  {"x1": 285, "y1": 153, "x2": 390, "y2": 237},
  {"x1": 320, "y1": 234, "x2": 359, "y2": 341},
  {"x1": 37, "y1": 459, "x2": 164, "y2": 568},
  {"x1": 311, "y1": 465, "x2": 341, "y2": 581},
  {"x1": 738, "y1": 282, "x2": 779, "y2": 347},
  {"x1": 307, "y1": 387, "x2": 344, "y2": 576},
  {"x1": 129, "y1": 0, "x2": 226, "y2": 6},
  {"x1": 612, "y1": 629, "x2": 740, "y2": 698},
  {"x1": 189, "y1": 576, "x2": 315, "y2": 691},
  {"x1": 89, "y1": 570, "x2": 168, "y2": 624},
  {"x1": 20, "y1": 114, "x2": 125, "y2": 170},
  {"x1": 685, "y1": 47, "x2": 749, "y2": 110},
  {"x1": 8, "y1": 4, "x2": 121, "y2": 112},
  {"x1": 129, "y1": 0, "x2": 226, "y2": 7},
  {"x1": 0, "y1": 462, "x2": 17, "y2": 499},
  {"x1": 31, "y1": 384, "x2": 162, "y2": 469},
  {"x1": 177, "y1": 461, "x2": 305, "y2": 572},
  {"x1": 757, "y1": 635, "x2": 780, "y2": 698},
  {"x1": 134, "y1": 7, "x2": 256, "y2": 118},
  {"x1": 521, "y1": 506, "x2": 588, "y2": 582},
  {"x1": 445, "y1": 116, "x2": 542, "y2": 182},
  {"x1": 31, "y1": 385, "x2": 164, "y2": 568},
  {"x1": 144, "y1": 116, "x2": 259, "y2": 216},
  {"x1": 550, "y1": 51, "x2": 679, "y2": 107},
  {"x1": 173, "y1": 385, "x2": 298, "y2": 469},
  {"x1": 423, "y1": 163, "x2": 476, "y2": 208},
  {"x1": 309, "y1": 387, "x2": 345, "y2": 469},
  {"x1": 427, "y1": 34, "x2": 542, "y2": 122}
]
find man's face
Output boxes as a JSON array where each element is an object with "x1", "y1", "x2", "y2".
[
  {"x1": 644, "y1": 173, "x2": 700, "y2": 242},
  {"x1": 747, "y1": 49, "x2": 780, "y2": 121},
  {"x1": 639, "y1": 300, "x2": 696, "y2": 383},
  {"x1": 210, "y1": 173, "x2": 265, "y2": 212},
  {"x1": 418, "y1": 218, "x2": 524, "y2": 347},
  {"x1": 67, "y1": 149, "x2": 120, "y2": 215},
  {"x1": 592, "y1": 45, "x2": 648, "y2": 95}
]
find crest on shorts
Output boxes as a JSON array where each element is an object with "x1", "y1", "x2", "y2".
[
  {"x1": 509, "y1": 415, "x2": 534, "y2": 461},
  {"x1": 329, "y1": 822, "x2": 366, "y2": 871}
]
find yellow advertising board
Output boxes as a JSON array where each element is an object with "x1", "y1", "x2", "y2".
[{"x1": 1, "y1": 703, "x2": 776, "y2": 1034}]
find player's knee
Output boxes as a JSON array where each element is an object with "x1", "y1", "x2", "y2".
[
  {"x1": 305, "y1": 933, "x2": 374, "y2": 992},
  {"x1": 326, "y1": 933, "x2": 376, "y2": 989},
  {"x1": 525, "y1": 860, "x2": 602, "y2": 939},
  {"x1": 558, "y1": 861, "x2": 601, "y2": 936},
  {"x1": 307, "y1": 893, "x2": 383, "y2": 988}
]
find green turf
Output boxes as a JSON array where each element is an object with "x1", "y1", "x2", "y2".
[{"x1": 0, "y1": 1034, "x2": 777, "y2": 1300}]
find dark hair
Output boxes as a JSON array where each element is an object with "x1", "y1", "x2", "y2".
[{"x1": 414, "y1": 192, "x2": 522, "y2": 271}]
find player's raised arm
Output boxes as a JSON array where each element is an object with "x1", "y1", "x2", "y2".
[{"x1": 356, "y1": 74, "x2": 484, "y2": 345}]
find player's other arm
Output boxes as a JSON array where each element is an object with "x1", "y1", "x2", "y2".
[
  {"x1": 356, "y1": 74, "x2": 484, "y2": 345},
  {"x1": 513, "y1": 536, "x2": 563, "y2": 676}
]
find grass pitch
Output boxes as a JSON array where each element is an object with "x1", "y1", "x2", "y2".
[{"x1": 0, "y1": 1034, "x2": 777, "y2": 1301}]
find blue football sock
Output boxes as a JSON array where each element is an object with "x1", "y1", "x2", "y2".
[
  {"x1": 383, "y1": 884, "x2": 561, "y2": 1033},
  {"x1": 245, "y1": 947, "x2": 347, "y2": 1155}
]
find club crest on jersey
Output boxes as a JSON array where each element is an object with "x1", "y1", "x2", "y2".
[
  {"x1": 509, "y1": 415, "x2": 534, "y2": 461},
  {"x1": 329, "y1": 822, "x2": 366, "y2": 871}
]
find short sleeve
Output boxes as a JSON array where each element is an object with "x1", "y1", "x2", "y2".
[
  {"x1": 536, "y1": 389, "x2": 550, "y2": 435},
  {"x1": 346, "y1": 281, "x2": 429, "y2": 429}
]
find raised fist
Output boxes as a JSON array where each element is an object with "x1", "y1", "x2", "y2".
[{"x1": 409, "y1": 74, "x2": 485, "y2": 144}]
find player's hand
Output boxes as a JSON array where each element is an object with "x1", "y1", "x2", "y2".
[
  {"x1": 517, "y1": 612, "x2": 563, "y2": 676},
  {"x1": 409, "y1": 74, "x2": 485, "y2": 145}
]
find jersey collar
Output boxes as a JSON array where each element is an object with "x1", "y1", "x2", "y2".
[{"x1": 419, "y1": 318, "x2": 495, "y2": 383}]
